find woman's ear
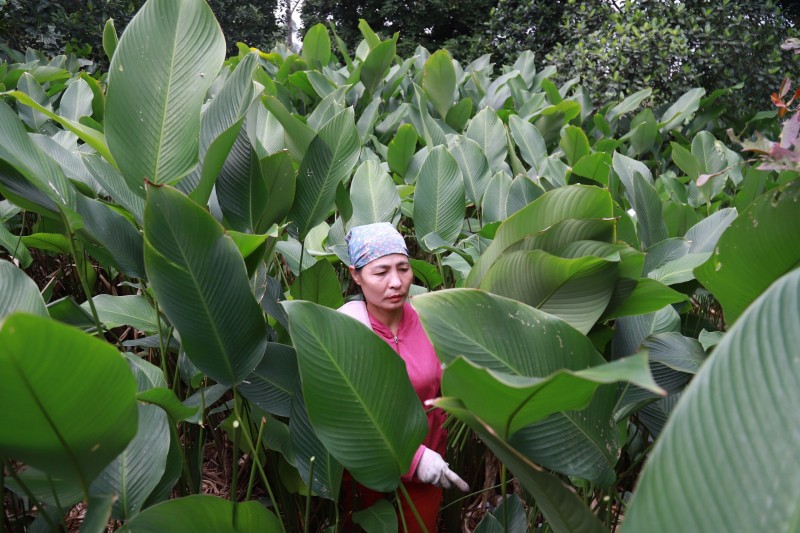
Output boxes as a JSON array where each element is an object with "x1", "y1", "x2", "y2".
[{"x1": 349, "y1": 265, "x2": 361, "y2": 286}]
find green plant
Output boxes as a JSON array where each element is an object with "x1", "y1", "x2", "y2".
[{"x1": 1, "y1": 1, "x2": 799, "y2": 531}]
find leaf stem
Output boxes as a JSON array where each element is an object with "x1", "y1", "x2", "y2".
[
  {"x1": 304, "y1": 456, "x2": 315, "y2": 533},
  {"x1": 2, "y1": 459, "x2": 61, "y2": 532},
  {"x1": 398, "y1": 482, "x2": 428, "y2": 533},
  {"x1": 63, "y1": 216, "x2": 104, "y2": 337},
  {"x1": 245, "y1": 415, "x2": 267, "y2": 501},
  {"x1": 232, "y1": 391, "x2": 287, "y2": 533}
]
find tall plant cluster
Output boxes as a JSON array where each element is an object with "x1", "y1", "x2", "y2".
[{"x1": 1, "y1": 0, "x2": 799, "y2": 531}]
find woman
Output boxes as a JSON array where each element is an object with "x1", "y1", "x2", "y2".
[{"x1": 338, "y1": 222, "x2": 468, "y2": 532}]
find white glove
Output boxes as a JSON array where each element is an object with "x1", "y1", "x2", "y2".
[{"x1": 415, "y1": 447, "x2": 469, "y2": 492}]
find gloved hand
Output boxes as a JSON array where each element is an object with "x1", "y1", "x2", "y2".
[{"x1": 415, "y1": 447, "x2": 469, "y2": 492}]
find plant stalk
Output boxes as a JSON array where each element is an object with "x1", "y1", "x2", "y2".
[
  {"x1": 245, "y1": 416, "x2": 267, "y2": 501},
  {"x1": 3, "y1": 459, "x2": 61, "y2": 532},
  {"x1": 398, "y1": 482, "x2": 428, "y2": 533},
  {"x1": 303, "y1": 456, "x2": 315, "y2": 533},
  {"x1": 232, "y1": 392, "x2": 287, "y2": 533},
  {"x1": 63, "y1": 218, "x2": 104, "y2": 337}
]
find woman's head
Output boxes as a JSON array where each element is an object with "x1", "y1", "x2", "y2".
[
  {"x1": 345, "y1": 222, "x2": 408, "y2": 268},
  {"x1": 345, "y1": 223, "x2": 412, "y2": 315}
]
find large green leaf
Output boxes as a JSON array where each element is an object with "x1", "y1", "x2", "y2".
[
  {"x1": 284, "y1": 301, "x2": 427, "y2": 492},
  {"x1": 695, "y1": 181, "x2": 800, "y2": 324},
  {"x1": 414, "y1": 288, "x2": 603, "y2": 375},
  {"x1": 353, "y1": 499, "x2": 397, "y2": 533},
  {"x1": 105, "y1": 0, "x2": 225, "y2": 186},
  {"x1": 360, "y1": 38, "x2": 396, "y2": 97},
  {"x1": 80, "y1": 295, "x2": 161, "y2": 333},
  {"x1": 289, "y1": 107, "x2": 360, "y2": 239},
  {"x1": 413, "y1": 145, "x2": 465, "y2": 251},
  {"x1": 217, "y1": 144, "x2": 296, "y2": 234},
  {"x1": 0, "y1": 260, "x2": 47, "y2": 319},
  {"x1": 143, "y1": 184, "x2": 267, "y2": 386},
  {"x1": 82, "y1": 153, "x2": 145, "y2": 223},
  {"x1": 509, "y1": 114, "x2": 547, "y2": 171},
  {"x1": 604, "y1": 278, "x2": 688, "y2": 319},
  {"x1": 0, "y1": 313, "x2": 138, "y2": 493},
  {"x1": 423, "y1": 49, "x2": 456, "y2": 119},
  {"x1": 467, "y1": 185, "x2": 614, "y2": 287},
  {"x1": 289, "y1": 260, "x2": 344, "y2": 309},
  {"x1": 185, "y1": 52, "x2": 260, "y2": 204},
  {"x1": 443, "y1": 355, "x2": 660, "y2": 437},
  {"x1": 118, "y1": 495, "x2": 282, "y2": 532},
  {"x1": 414, "y1": 289, "x2": 622, "y2": 483},
  {"x1": 559, "y1": 126, "x2": 590, "y2": 166},
  {"x1": 74, "y1": 194, "x2": 145, "y2": 279},
  {"x1": 239, "y1": 343, "x2": 297, "y2": 418},
  {"x1": 628, "y1": 172, "x2": 668, "y2": 250},
  {"x1": 436, "y1": 398, "x2": 604, "y2": 533},
  {"x1": 466, "y1": 107, "x2": 507, "y2": 170},
  {"x1": 623, "y1": 268, "x2": 800, "y2": 532},
  {"x1": 90, "y1": 361, "x2": 170, "y2": 520},
  {"x1": 0, "y1": 99, "x2": 74, "y2": 210},
  {"x1": 449, "y1": 136, "x2": 491, "y2": 205},
  {"x1": 302, "y1": 23, "x2": 331, "y2": 69},
  {"x1": 289, "y1": 378, "x2": 343, "y2": 501},
  {"x1": 0, "y1": 222, "x2": 33, "y2": 267},
  {"x1": 6, "y1": 88, "x2": 114, "y2": 164},
  {"x1": 349, "y1": 160, "x2": 400, "y2": 226},
  {"x1": 658, "y1": 88, "x2": 705, "y2": 133},
  {"x1": 478, "y1": 250, "x2": 617, "y2": 334},
  {"x1": 386, "y1": 123, "x2": 418, "y2": 178}
]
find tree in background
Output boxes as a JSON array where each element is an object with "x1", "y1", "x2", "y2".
[
  {"x1": 299, "y1": 0, "x2": 495, "y2": 59},
  {"x1": 0, "y1": 0, "x2": 283, "y2": 65},
  {"x1": 486, "y1": 0, "x2": 799, "y2": 117}
]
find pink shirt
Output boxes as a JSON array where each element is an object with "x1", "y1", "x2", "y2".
[{"x1": 338, "y1": 300, "x2": 447, "y2": 481}]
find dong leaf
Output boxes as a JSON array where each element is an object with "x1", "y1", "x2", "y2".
[
  {"x1": 479, "y1": 250, "x2": 618, "y2": 334},
  {"x1": 0, "y1": 99, "x2": 75, "y2": 210},
  {"x1": 443, "y1": 355, "x2": 660, "y2": 437},
  {"x1": 186, "y1": 52, "x2": 260, "y2": 205},
  {"x1": 302, "y1": 23, "x2": 331, "y2": 69},
  {"x1": 143, "y1": 184, "x2": 267, "y2": 386},
  {"x1": 423, "y1": 49, "x2": 456, "y2": 119},
  {"x1": 386, "y1": 123, "x2": 418, "y2": 178},
  {"x1": 90, "y1": 361, "x2": 170, "y2": 520},
  {"x1": 623, "y1": 268, "x2": 800, "y2": 532},
  {"x1": 413, "y1": 145, "x2": 465, "y2": 251},
  {"x1": 350, "y1": 160, "x2": 400, "y2": 226},
  {"x1": 436, "y1": 398, "x2": 605, "y2": 533},
  {"x1": 0, "y1": 260, "x2": 47, "y2": 319},
  {"x1": 106, "y1": 0, "x2": 225, "y2": 186},
  {"x1": 284, "y1": 301, "x2": 427, "y2": 492},
  {"x1": 0, "y1": 314, "x2": 138, "y2": 493},
  {"x1": 467, "y1": 185, "x2": 614, "y2": 287},
  {"x1": 695, "y1": 181, "x2": 800, "y2": 324},
  {"x1": 450, "y1": 136, "x2": 491, "y2": 205},
  {"x1": 239, "y1": 343, "x2": 298, "y2": 418},
  {"x1": 289, "y1": 108, "x2": 360, "y2": 239},
  {"x1": 118, "y1": 495, "x2": 282, "y2": 532}
]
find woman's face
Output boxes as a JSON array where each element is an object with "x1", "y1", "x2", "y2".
[{"x1": 351, "y1": 254, "x2": 413, "y2": 315}]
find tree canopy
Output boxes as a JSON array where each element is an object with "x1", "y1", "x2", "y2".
[
  {"x1": 486, "y1": 0, "x2": 799, "y2": 116},
  {"x1": 0, "y1": 0, "x2": 282, "y2": 65},
  {"x1": 300, "y1": 0, "x2": 495, "y2": 59}
]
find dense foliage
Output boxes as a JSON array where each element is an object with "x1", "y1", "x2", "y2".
[
  {"x1": 1, "y1": 0, "x2": 799, "y2": 531},
  {"x1": 300, "y1": 0, "x2": 495, "y2": 59},
  {"x1": 0, "y1": 0, "x2": 282, "y2": 63},
  {"x1": 487, "y1": 0, "x2": 799, "y2": 117}
]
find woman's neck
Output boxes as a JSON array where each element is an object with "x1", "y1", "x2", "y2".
[{"x1": 366, "y1": 301, "x2": 404, "y2": 336}]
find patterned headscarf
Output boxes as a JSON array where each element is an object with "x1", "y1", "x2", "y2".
[{"x1": 345, "y1": 223, "x2": 408, "y2": 268}]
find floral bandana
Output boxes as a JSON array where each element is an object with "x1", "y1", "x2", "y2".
[{"x1": 345, "y1": 222, "x2": 408, "y2": 268}]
